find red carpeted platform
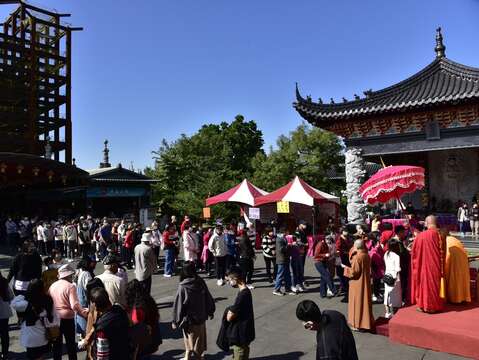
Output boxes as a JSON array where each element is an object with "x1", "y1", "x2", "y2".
[{"x1": 389, "y1": 304, "x2": 479, "y2": 359}]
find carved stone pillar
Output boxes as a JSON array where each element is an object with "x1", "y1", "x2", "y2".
[{"x1": 344, "y1": 147, "x2": 366, "y2": 224}]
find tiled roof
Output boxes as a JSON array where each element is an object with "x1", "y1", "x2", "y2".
[{"x1": 294, "y1": 57, "x2": 479, "y2": 124}]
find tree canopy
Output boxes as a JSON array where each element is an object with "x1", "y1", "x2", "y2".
[
  {"x1": 147, "y1": 118, "x2": 344, "y2": 221},
  {"x1": 147, "y1": 115, "x2": 263, "y2": 220},
  {"x1": 251, "y1": 123, "x2": 344, "y2": 194}
]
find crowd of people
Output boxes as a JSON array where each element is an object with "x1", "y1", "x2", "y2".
[{"x1": 0, "y1": 210, "x2": 473, "y2": 359}]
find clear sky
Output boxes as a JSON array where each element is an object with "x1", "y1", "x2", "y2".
[{"x1": 2, "y1": 0, "x2": 478, "y2": 170}]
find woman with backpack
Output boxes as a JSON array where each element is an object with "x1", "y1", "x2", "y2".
[
  {"x1": 126, "y1": 279, "x2": 161, "y2": 359},
  {"x1": 11, "y1": 279, "x2": 60, "y2": 360},
  {"x1": 172, "y1": 262, "x2": 215, "y2": 360}
]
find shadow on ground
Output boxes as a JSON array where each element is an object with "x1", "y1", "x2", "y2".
[{"x1": 252, "y1": 351, "x2": 305, "y2": 359}]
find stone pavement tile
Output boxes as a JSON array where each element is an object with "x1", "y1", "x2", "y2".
[
  {"x1": 423, "y1": 350, "x2": 471, "y2": 360},
  {"x1": 0, "y1": 253, "x2": 473, "y2": 359}
]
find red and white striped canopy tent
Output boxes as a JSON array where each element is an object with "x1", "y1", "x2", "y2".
[
  {"x1": 255, "y1": 176, "x2": 339, "y2": 206},
  {"x1": 205, "y1": 179, "x2": 268, "y2": 207}
]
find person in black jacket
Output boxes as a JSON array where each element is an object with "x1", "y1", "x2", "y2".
[
  {"x1": 296, "y1": 300, "x2": 358, "y2": 360},
  {"x1": 91, "y1": 287, "x2": 131, "y2": 360},
  {"x1": 8, "y1": 242, "x2": 42, "y2": 296},
  {"x1": 238, "y1": 232, "x2": 255, "y2": 289},
  {"x1": 226, "y1": 267, "x2": 255, "y2": 360}
]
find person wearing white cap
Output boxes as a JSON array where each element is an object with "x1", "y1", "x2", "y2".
[
  {"x1": 48, "y1": 264, "x2": 89, "y2": 360},
  {"x1": 134, "y1": 229, "x2": 157, "y2": 294}
]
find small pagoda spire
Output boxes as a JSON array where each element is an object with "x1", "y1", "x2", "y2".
[
  {"x1": 99, "y1": 140, "x2": 111, "y2": 168},
  {"x1": 435, "y1": 27, "x2": 446, "y2": 59}
]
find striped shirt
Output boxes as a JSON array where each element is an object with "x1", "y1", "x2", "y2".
[{"x1": 262, "y1": 235, "x2": 276, "y2": 258}]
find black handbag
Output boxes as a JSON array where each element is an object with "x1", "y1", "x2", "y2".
[
  {"x1": 216, "y1": 309, "x2": 231, "y2": 352},
  {"x1": 383, "y1": 273, "x2": 396, "y2": 287}
]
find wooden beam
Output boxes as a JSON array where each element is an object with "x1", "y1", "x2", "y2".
[
  {"x1": 65, "y1": 30, "x2": 72, "y2": 164},
  {"x1": 23, "y1": 3, "x2": 70, "y2": 18},
  {"x1": 25, "y1": 13, "x2": 82, "y2": 32}
]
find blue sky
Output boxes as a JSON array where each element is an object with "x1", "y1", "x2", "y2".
[{"x1": 2, "y1": 0, "x2": 479, "y2": 170}]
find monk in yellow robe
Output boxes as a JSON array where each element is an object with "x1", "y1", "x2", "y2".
[{"x1": 443, "y1": 232, "x2": 471, "y2": 303}]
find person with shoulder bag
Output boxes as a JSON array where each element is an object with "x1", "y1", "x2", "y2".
[
  {"x1": 11, "y1": 279, "x2": 60, "y2": 360},
  {"x1": 48, "y1": 264, "x2": 89, "y2": 360},
  {"x1": 383, "y1": 239, "x2": 402, "y2": 319}
]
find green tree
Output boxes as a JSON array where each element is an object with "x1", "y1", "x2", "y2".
[
  {"x1": 252, "y1": 123, "x2": 344, "y2": 195},
  {"x1": 148, "y1": 115, "x2": 264, "y2": 221}
]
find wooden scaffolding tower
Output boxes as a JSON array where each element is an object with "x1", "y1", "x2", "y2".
[{"x1": 0, "y1": 0, "x2": 82, "y2": 164}]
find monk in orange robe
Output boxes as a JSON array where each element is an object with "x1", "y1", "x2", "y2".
[
  {"x1": 444, "y1": 233, "x2": 471, "y2": 303},
  {"x1": 344, "y1": 239, "x2": 375, "y2": 331},
  {"x1": 410, "y1": 215, "x2": 445, "y2": 313}
]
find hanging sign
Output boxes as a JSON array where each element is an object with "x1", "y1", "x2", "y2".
[
  {"x1": 277, "y1": 201, "x2": 290, "y2": 213},
  {"x1": 203, "y1": 207, "x2": 211, "y2": 219},
  {"x1": 249, "y1": 207, "x2": 260, "y2": 220}
]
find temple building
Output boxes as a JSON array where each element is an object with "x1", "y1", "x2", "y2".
[
  {"x1": 294, "y1": 28, "x2": 479, "y2": 222},
  {"x1": 86, "y1": 141, "x2": 158, "y2": 219},
  {"x1": 0, "y1": 1, "x2": 87, "y2": 217}
]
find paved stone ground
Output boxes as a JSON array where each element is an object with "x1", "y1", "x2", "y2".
[{"x1": 0, "y1": 252, "x2": 470, "y2": 360}]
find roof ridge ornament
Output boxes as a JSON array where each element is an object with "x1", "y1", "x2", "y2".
[
  {"x1": 295, "y1": 82, "x2": 305, "y2": 102},
  {"x1": 435, "y1": 27, "x2": 446, "y2": 59},
  {"x1": 363, "y1": 89, "x2": 373, "y2": 98}
]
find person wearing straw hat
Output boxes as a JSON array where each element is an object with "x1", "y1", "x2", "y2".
[
  {"x1": 134, "y1": 229, "x2": 157, "y2": 294},
  {"x1": 49, "y1": 264, "x2": 89, "y2": 360}
]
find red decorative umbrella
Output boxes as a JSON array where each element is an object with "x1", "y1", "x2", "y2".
[{"x1": 359, "y1": 165, "x2": 425, "y2": 205}]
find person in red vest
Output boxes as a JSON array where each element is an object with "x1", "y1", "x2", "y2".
[{"x1": 410, "y1": 215, "x2": 446, "y2": 313}]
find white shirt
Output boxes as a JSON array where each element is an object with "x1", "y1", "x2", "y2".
[
  {"x1": 384, "y1": 251, "x2": 401, "y2": 279},
  {"x1": 11, "y1": 295, "x2": 60, "y2": 348},
  {"x1": 208, "y1": 231, "x2": 227, "y2": 257},
  {"x1": 36, "y1": 225, "x2": 45, "y2": 242},
  {"x1": 96, "y1": 271, "x2": 126, "y2": 307},
  {"x1": 118, "y1": 223, "x2": 127, "y2": 240},
  {"x1": 182, "y1": 230, "x2": 197, "y2": 262},
  {"x1": 458, "y1": 207, "x2": 469, "y2": 222}
]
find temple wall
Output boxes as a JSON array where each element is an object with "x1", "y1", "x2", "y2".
[{"x1": 428, "y1": 148, "x2": 479, "y2": 210}]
